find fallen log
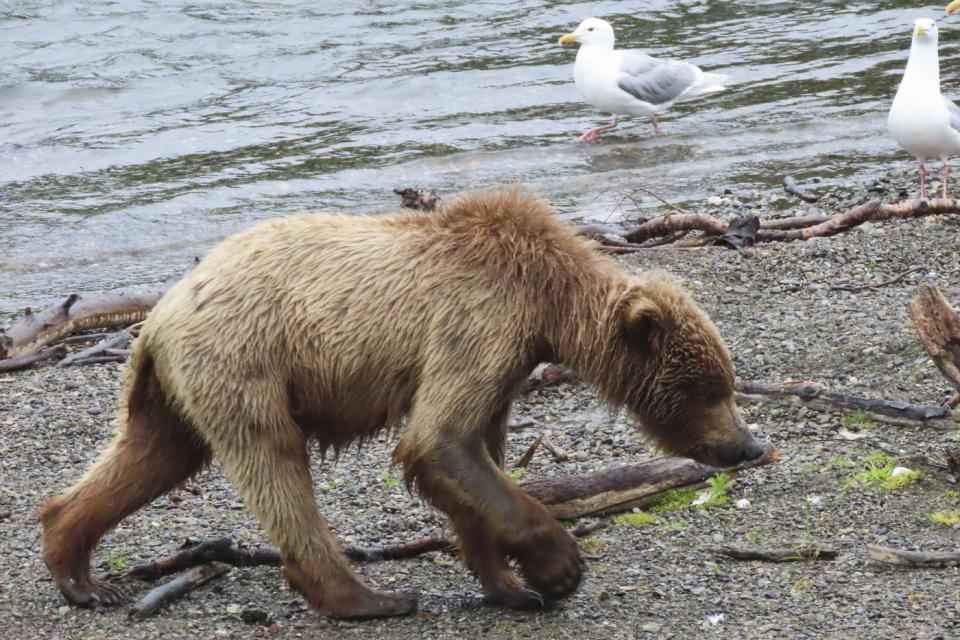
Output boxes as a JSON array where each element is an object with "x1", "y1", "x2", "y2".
[
  {"x1": 0, "y1": 344, "x2": 67, "y2": 373},
  {"x1": 1, "y1": 261, "x2": 194, "y2": 359},
  {"x1": 866, "y1": 544, "x2": 960, "y2": 568},
  {"x1": 129, "y1": 562, "x2": 231, "y2": 620},
  {"x1": 909, "y1": 283, "x2": 960, "y2": 399},
  {"x1": 709, "y1": 545, "x2": 838, "y2": 562},
  {"x1": 521, "y1": 444, "x2": 779, "y2": 519}
]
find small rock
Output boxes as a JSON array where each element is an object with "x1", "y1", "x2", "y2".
[
  {"x1": 240, "y1": 608, "x2": 269, "y2": 624},
  {"x1": 734, "y1": 498, "x2": 751, "y2": 510},
  {"x1": 707, "y1": 195, "x2": 724, "y2": 206},
  {"x1": 226, "y1": 603, "x2": 242, "y2": 615},
  {"x1": 57, "y1": 605, "x2": 70, "y2": 616}
]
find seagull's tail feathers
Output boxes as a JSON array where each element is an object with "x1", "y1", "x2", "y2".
[{"x1": 680, "y1": 72, "x2": 731, "y2": 101}]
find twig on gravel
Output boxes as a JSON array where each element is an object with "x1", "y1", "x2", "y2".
[
  {"x1": 542, "y1": 438, "x2": 571, "y2": 462},
  {"x1": 709, "y1": 545, "x2": 838, "y2": 562},
  {"x1": 829, "y1": 266, "x2": 923, "y2": 293},
  {"x1": 514, "y1": 433, "x2": 545, "y2": 469},
  {"x1": 124, "y1": 522, "x2": 612, "y2": 583},
  {"x1": 129, "y1": 562, "x2": 231, "y2": 621},
  {"x1": 866, "y1": 545, "x2": 960, "y2": 568}
]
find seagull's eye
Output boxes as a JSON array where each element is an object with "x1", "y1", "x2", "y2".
[{"x1": 587, "y1": 27, "x2": 594, "y2": 31}]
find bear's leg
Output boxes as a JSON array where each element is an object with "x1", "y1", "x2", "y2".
[
  {"x1": 41, "y1": 399, "x2": 209, "y2": 608},
  {"x1": 396, "y1": 391, "x2": 583, "y2": 606},
  {"x1": 209, "y1": 416, "x2": 417, "y2": 619}
]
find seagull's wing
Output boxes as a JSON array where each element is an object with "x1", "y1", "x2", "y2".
[
  {"x1": 615, "y1": 50, "x2": 700, "y2": 106},
  {"x1": 945, "y1": 96, "x2": 960, "y2": 135}
]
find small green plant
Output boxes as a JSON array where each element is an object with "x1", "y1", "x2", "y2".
[
  {"x1": 612, "y1": 512, "x2": 658, "y2": 527},
  {"x1": 843, "y1": 412, "x2": 877, "y2": 430},
  {"x1": 930, "y1": 510, "x2": 960, "y2": 526},
  {"x1": 827, "y1": 455, "x2": 857, "y2": 470},
  {"x1": 661, "y1": 519, "x2": 689, "y2": 532},
  {"x1": 102, "y1": 551, "x2": 127, "y2": 572},
  {"x1": 850, "y1": 453, "x2": 920, "y2": 490},
  {"x1": 581, "y1": 537, "x2": 605, "y2": 554},
  {"x1": 945, "y1": 489, "x2": 960, "y2": 501},
  {"x1": 646, "y1": 488, "x2": 698, "y2": 513},
  {"x1": 696, "y1": 472, "x2": 731, "y2": 509},
  {"x1": 507, "y1": 467, "x2": 526, "y2": 482},
  {"x1": 382, "y1": 472, "x2": 400, "y2": 490}
]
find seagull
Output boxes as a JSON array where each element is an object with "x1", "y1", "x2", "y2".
[
  {"x1": 558, "y1": 17, "x2": 730, "y2": 142},
  {"x1": 888, "y1": 18, "x2": 960, "y2": 199}
]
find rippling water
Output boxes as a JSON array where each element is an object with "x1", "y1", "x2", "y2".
[{"x1": 1, "y1": 1, "x2": 955, "y2": 317}]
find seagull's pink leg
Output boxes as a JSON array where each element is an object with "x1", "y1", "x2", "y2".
[
  {"x1": 919, "y1": 162, "x2": 927, "y2": 200},
  {"x1": 579, "y1": 117, "x2": 618, "y2": 143},
  {"x1": 651, "y1": 115, "x2": 662, "y2": 137},
  {"x1": 941, "y1": 161, "x2": 950, "y2": 199}
]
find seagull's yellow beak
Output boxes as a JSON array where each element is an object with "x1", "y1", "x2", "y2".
[
  {"x1": 916, "y1": 24, "x2": 929, "y2": 36},
  {"x1": 948, "y1": 0, "x2": 960, "y2": 16},
  {"x1": 558, "y1": 33, "x2": 578, "y2": 45}
]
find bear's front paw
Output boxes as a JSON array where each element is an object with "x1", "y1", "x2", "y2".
[{"x1": 512, "y1": 522, "x2": 584, "y2": 601}]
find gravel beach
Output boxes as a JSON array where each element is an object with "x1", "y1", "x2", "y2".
[{"x1": 2, "y1": 172, "x2": 960, "y2": 640}]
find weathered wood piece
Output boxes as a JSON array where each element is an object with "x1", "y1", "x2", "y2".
[
  {"x1": 909, "y1": 283, "x2": 960, "y2": 399},
  {"x1": 866, "y1": 544, "x2": 960, "y2": 568},
  {"x1": 520, "y1": 444, "x2": 779, "y2": 519},
  {"x1": 709, "y1": 545, "x2": 838, "y2": 562},
  {"x1": 124, "y1": 522, "x2": 612, "y2": 582},
  {"x1": 0, "y1": 345, "x2": 67, "y2": 373},
  {"x1": 128, "y1": 562, "x2": 231, "y2": 620},
  {"x1": 57, "y1": 332, "x2": 131, "y2": 368},
  {"x1": 735, "y1": 380, "x2": 953, "y2": 427}
]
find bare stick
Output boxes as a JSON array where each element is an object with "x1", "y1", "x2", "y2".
[
  {"x1": 515, "y1": 433, "x2": 544, "y2": 469},
  {"x1": 830, "y1": 266, "x2": 923, "y2": 293},
  {"x1": 867, "y1": 545, "x2": 960, "y2": 568},
  {"x1": 734, "y1": 380, "x2": 953, "y2": 427},
  {"x1": 709, "y1": 545, "x2": 838, "y2": 562},
  {"x1": 124, "y1": 522, "x2": 612, "y2": 582},
  {"x1": 129, "y1": 562, "x2": 231, "y2": 620},
  {"x1": 627, "y1": 186, "x2": 691, "y2": 216},
  {"x1": 0, "y1": 345, "x2": 68, "y2": 373},
  {"x1": 542, "y1": 438, "x2": 571, "y2": 462},
  {"x1": 57, "y1": 332, "x2": 130, "y2": 368}
]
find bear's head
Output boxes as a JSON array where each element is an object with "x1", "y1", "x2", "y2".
[{"x1": 607, "y1": 274, "x2": 764, "y2": 468}]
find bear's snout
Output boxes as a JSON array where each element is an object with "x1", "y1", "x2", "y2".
[{"x1": 695, "y1": 436, "x2": 766, "y2": 468}]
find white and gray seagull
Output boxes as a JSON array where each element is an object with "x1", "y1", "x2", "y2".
[
  {"x1": 558, "y1": 17, "x2": 730, "y2": 142},
  {"x1": 888, "y1": 17, "x2": 960, "y2": 199}
]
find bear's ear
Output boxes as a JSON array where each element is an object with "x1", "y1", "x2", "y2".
[{"x1": 619, "y1": 293, "x2": 666, "y2": 355}]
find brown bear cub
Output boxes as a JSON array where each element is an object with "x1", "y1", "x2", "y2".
[{"x1": 41, "y1": 189, "x2": 764, "y2": 619}]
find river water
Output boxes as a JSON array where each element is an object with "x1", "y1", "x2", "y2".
[{"x1": 1, "y1": 1, "x2": 955, "y2": 317}]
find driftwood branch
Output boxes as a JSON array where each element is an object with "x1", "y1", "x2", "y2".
[
  {"x1": 589, "y1": 197, "x2": 960, "y2": 248},
  {"x1": 522, "y1": 364, "x2": 953, "y2": 428},
  {"x1": 521, "y1": 444, "x2": 778, "y2": 518},
  {"x1": 57, "y1": 332, "x2": 131, "y2": 368},
  {"x1": 783, "y1": 176, "x2": 819, "y2": 203},
  {"x1": 909, "y1": 283, "x2": 960, "y2": 397},
  {"x1": 0, "y1": 345, "x2": 67, "y2": 373},
  {"x1": 125, "y1": 522, "x2": 612, "y2": 584},
  {"x1": 735, "y1": 380, "x2": 953, "y2": 427},
  {"x1": 867, "y1": 545, "x2": 960, "y2": 568},
  {"x1": 129, "y1": 562, "x2": 231, "y2": 620},
  {"x1": 709, "y1": 545, "x2": 838, "y2": 562}
]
